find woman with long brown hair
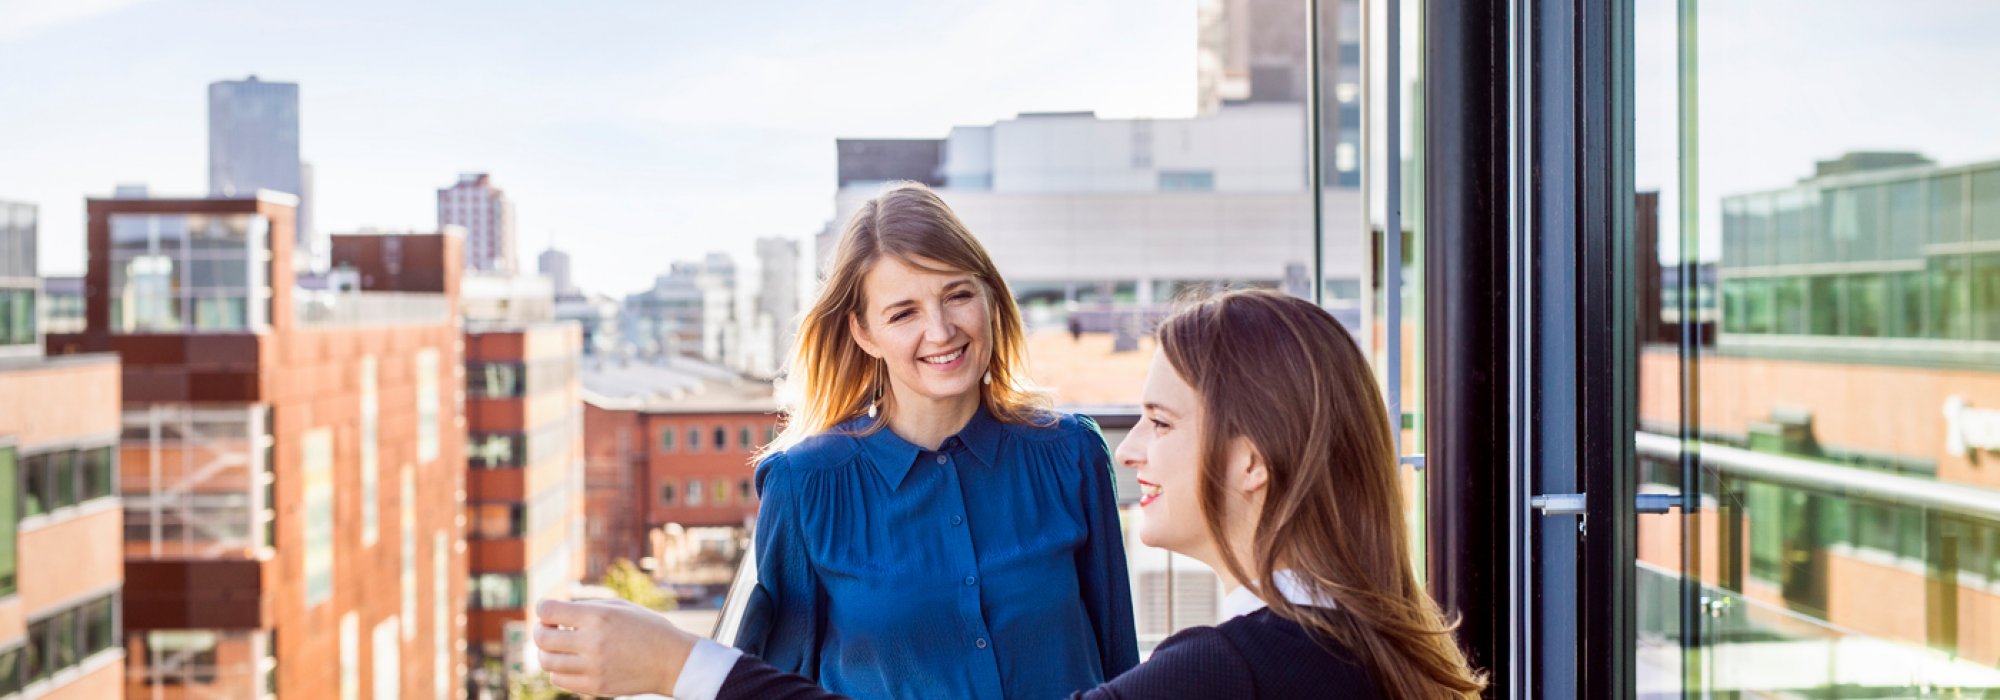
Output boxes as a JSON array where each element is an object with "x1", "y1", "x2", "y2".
[{"x1": 533, "y1": 288, "x2": 1483, "y2": 699}]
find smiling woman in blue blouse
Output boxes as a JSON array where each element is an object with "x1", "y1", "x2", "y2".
[{"x1": 549, "y1": 182, "x2": 1135, "y2": 699}]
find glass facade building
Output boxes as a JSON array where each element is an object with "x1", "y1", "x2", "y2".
[{"x1": 0, "y1": 201, "x2": 36, "y2": 355}]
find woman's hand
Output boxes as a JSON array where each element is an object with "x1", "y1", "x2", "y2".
[{"x1": 533, "y1": 597, "x2": 701, "y2": 697}]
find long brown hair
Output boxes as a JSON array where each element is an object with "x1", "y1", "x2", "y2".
[
  {"x1": 1156, "y1": 289, "x2": 1485, "y2": 699},
  {"x1": 761, "y1": 182, "x2": 1050, "y2": 459}
]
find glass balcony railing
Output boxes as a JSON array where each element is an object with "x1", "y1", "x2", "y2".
[{"x1": 292, "y1": 291, "x2": 450, "y2": 328}]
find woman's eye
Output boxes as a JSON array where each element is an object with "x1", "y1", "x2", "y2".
[
  {"x1": 889, "y1": 310, "x2": 913, "y2": 323},
  {"x1": 1148, "y1": 417, "x2": 1171, "y2": 432},
  {"x1": 949, "y1": 292, "x2": 974, "y2": 302}
]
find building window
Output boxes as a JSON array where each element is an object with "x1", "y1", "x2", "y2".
[
  {"x1": 303, "y1": 428, "x2": 335, "y2": 608},
  {"x1": 470, "y1": 573, "x2": 527, "y2": 610},
  {"x1": 469, "y1": 503, "x2": 525, "y2": 539},
  {"x1": 739, "y1": 427, "x2": 754, "y2": 451},
  {"x1": 107, "y1": 213, "x2": 270, "y2": 333},
  {"x1": 661, "y1": 483, "x2": 677, "y2": 506},
  {"x1": 712, "y1": 427, "x2": 726, "y2": 451},
  {"x1": 0, "y1": 447, "x2": 13, "y2": 596},
  {"x1": 360, "y1": 356, "x2": 379, "y2": 547},
  {"x1": 416, "y1": 349, "x2": 440, "y2": 463},
  {"x1": 1157, "y1": 170, "x2": 1216, "y2": 192},
  {"x1": 687, "y1": 428, "x2": 701, "y2": 453},
  {"x1": 686, "y1": 480, "x2": 703, "y2": 507},
  {"x1": 20, "y1": 443, "x2": 117, "y2": 518},
  {"x1": 467, "y1": 363, "x2": 523, "y2": 399},
  {"x1": 0, "y1": 288, "x2": 33, "y2": 347},
  {"x1": 661, "y1": 428, "x2": 675, "y2": 453},
  {"x1": 712, "y1": 480, "x2": 730, "y2": 506},
  {"x1": 739, "y1": 479, "x2": 753, "y2": 503},
  {"x1": 468, "y1": 433, "x2": 523, "y2": 469}
]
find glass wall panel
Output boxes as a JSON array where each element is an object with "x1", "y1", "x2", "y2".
[{"x1": 1636, "y1": 1, "x2": 2000, "y2": 694}]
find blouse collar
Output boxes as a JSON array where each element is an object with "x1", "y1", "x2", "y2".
[
  {"x1": 1220, "y1": 569, "x2": 1338, "y2": 619},
  {"x1": 845, "y1": 403, "x2": 1007, "y2": 490}
]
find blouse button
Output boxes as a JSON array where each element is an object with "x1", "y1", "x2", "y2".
[
  {"x1": 935, "y1": 454, "x2": 949, "y2": 465},
  {"x1": 975, "y1": 638, "x2": 989, "y2": 649},
  {"x1": 964, "y1": 575, "x2": 977, "y2": 586},
  {"x1": 950, "y1": 515, "x2": 963, "y2": 526}
]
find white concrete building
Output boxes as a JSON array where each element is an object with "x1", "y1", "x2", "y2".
[{"x1": 833, "y1": 105, "x2": 1365, "y2": 327}]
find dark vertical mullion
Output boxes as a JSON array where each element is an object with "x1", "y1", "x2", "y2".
[
  {"x1": 1529, "y1": 0, "x2": 1581, "y2": 688},
  {"x1": 1423, "y1": 0, "x2": 1512, "y2": 691},
  {"x1": 1577, "y1": 0, "x2": 1639, "y2": 694}
]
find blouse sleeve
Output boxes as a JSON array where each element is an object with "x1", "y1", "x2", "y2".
[
  {"x1": 731, "y1": 453, "x2": 822, "y2": 678},
  {"x1": 1073, "y1": 415, "x2": 1141, "y2": 679}
]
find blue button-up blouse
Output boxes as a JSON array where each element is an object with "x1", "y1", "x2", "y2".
[{"x1": 733, "y1": 408, "x2": 1139, "y2": 700}]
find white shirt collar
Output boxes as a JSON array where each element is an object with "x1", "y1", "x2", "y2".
[{"x1": 1220, "y1": 569, "x2": 1337, "y2": 619}]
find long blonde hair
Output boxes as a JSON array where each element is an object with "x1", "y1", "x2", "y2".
[
  {"x1": 1157, "y1": 289, "x2": 1486, "y2": 699},
  {"x1": 761, "y1": 182, "x2": 1050, "y2": 459}
]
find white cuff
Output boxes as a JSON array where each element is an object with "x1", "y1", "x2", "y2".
[{"x1": 671, "y1": 638, "x2": 744, "y2": 700}]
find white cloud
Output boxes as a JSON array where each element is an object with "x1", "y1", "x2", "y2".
[{"x1": 0, "y1": 0, "x2": 154, "y2": 40}]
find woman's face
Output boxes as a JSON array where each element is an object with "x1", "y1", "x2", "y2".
[
  {"x1": 850, "y1": 255, "x2": 993, "y2": 409},
  {"x1": 1116, "y1": 350, "x2": 1215, "y2": 557}
]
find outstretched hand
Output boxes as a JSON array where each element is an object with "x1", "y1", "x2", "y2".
[{"x1": 534, "y1": 597, "x2": 701, "y2": 698}]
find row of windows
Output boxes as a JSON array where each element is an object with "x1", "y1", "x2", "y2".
[
  {"x1": 469, "y1": 414, "x2": 577, "y2": 470},
  {"x1": 1721, "y1": 262, "x2": 2000, "y2": 341},
  {"x1": 659, "y1": 478, "x2": 754, "y2": 508},
  {"x1": 469, "y1": 573, "x2": 525, "y2": 610},
  {"x1": 0, "y1": 592, "x2": 119, "y2": 695},
  {"x1": 21, "y1": 446, "x2": 116, "y2": 520},
  {"x1": 0, "y1": 289, "x2": 32, "y2": 347},
  {"x1": 659, "y1": 424, "x2": 776, "y2": 454},
  {"x1": 1721, "y1": 167, "x2": 2000, "y2": 270},
  {"x1": 465, "y1": 356, "x2": 580, "y2": 400}
]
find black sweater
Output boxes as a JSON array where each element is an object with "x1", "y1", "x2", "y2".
[{"x1": 714, "y1": 608, "x2": 1380, "y2": 700}]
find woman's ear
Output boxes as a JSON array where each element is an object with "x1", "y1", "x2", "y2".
[
  {"x1": 1228, "y1": 435, "x2": 1270, "y2": 497},
  {"x1": 849, "y1": 313, "x2": 883, "y2": 359}
]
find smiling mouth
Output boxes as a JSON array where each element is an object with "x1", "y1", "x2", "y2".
[
  {"x1": 921, "y1": 345, "x2": 967, "y2": 366},
  {"x1": 1138, "y1": 479, "x2": 1162, "y2": 507}
]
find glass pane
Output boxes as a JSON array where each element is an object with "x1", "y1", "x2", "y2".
[{"x1": 1639, "y1": 1, "x2": 2000, "y2": 695}]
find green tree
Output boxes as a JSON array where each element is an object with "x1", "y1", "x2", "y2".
[
  {"x1": 510, "y1": 672, "x2": 582, "y2": 700},
  {"x1": 601, "y1": 557, "x2": 673, "y2": 611}
]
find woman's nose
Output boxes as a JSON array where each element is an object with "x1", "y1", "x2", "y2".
[{"x1": 1113, "y1": 429, "x2": 1144, "y2": 470}]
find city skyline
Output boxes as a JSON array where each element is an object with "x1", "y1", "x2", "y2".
[{"x1": 0, "y1": 0, "x2": 1199, "y2": 295}]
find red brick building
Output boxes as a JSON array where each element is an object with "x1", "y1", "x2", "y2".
[
  {"x1": 462, "y1": 323, "x2": 584, "y2": 698},
  {"x1": 48, "y1": 193, "x2": 468, "y2": 699},
  {"x1": 579, "y1": 359, "x2": 775, "y2": 581}
]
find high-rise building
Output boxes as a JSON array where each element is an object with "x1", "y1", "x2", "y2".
[
  {"x1": 0, "y1": 195, "x2": 126, "y2": 699},
  {"x1": 48, "y1": 193, "x2": 468, "y2": 699},
  {"x1": 463, "y1": 323, "x2": 585, "y2": 698},
  {"x1": 1194, "y1": 0, "x2": 1361, "y2": 187},
  {"x1": 538, "y1": 247, "x2": 575, "y2": 298},
  {"x1": 622, "y1": 264, "x2": 705, "y2": 358},
  {"x1": 439, "y1": 174, "x2": 518, "y2": 274},
  {"x1": 209, "y1": 77, "x2": 315, "y2": 267},
  {"x1": 748, "y1": 237, "x2": 801, "y2": 377}
]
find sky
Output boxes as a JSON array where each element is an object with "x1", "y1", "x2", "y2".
[
  {"x1": 0, "y1": 0, "x2": 1198, "y2": 295},
  {"x1": 5, "y1": 0, "x2": 1998, "y2": 289}
]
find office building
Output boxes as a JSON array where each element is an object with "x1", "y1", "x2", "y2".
[
  {"x1": 0, "y1": 194, "x2": 124, "y2": 700},
  {"x1": 209, "y1": 77, "x2": 314, "y2": 269},
  {"x1": 463, "y1": 324, "x2": 585, "y2": 698},
  {"x1": 579, "y1": 357, "x2": 775, "y2": 582},
  {"x1": 439, "y1": 174, "x2": 518, "y2": 274},
  {"x1": 47, "y1": 194, "x2": 467, "y2": 699}
]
